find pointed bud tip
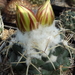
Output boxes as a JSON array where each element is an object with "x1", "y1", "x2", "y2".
[{"x1": 16, "y1": 5, "x2": 38, "y2": 32}]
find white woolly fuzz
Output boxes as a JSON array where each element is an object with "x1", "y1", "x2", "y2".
[
  {"x1": 49, "y1": 54, "x2": 57, "y2": 62},
  {"x1": 26, "y1": 57, "x2": 31, "y2": 66},
  {"x1": 15, "y1": 20, "x2": 61, "y2": 63},
  {"x1": 62, "y1": 40, "x2": 68, "y2": 46}
]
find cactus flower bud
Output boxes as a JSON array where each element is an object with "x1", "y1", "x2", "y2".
[
  {"x1": 16, "y1": 5, "x2": 38, "y2": 32},
  {"x1": 36, "y1": 0, "x2": 55, "y2": 26}
]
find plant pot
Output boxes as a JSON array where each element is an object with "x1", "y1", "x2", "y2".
[{"x1": 65, "y1": 0, "x2": 75, "y2": 6}]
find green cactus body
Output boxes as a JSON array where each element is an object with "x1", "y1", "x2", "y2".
[
  {"x1": 59, "y1": 9, "x2": 75, "y2": 31},
  {"x1": 8, "y1": 43, "x2": 71, "y2": 75}
]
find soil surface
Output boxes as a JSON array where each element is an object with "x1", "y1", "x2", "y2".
[{"x1": 1, "y1": 28, "x2": 15, "y2": 40}]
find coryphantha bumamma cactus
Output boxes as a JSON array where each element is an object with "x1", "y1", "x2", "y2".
[
  {"x1": 28, "y1": 0, "x2": 47, "y2": 6},
  {"x1": 59, "y1": 9, "x2": 75, "y2": 32},
  {"x1": 2, "y1": 1, "x2": 73, "y2": 75}
]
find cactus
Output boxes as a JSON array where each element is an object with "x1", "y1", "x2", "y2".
[
  {"x1": 28, "y1": 0, "x2": 47, "y2": 6},
  {"x1": 0, "y1": 11, "x2": 4, "y2": 37},
  {"x1": 7, "y1": 43, "x2": 71, "y2": 75},
  {"x1": 59, "y1": 9, "x2": 75, "y2": 32}
]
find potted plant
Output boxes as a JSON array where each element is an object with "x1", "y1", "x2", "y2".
[{"x1": 1, "y1": 0, "x2": 74, "y2": 75}]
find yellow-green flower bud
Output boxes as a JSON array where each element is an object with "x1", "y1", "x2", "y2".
[
  {"x1": 16, "y1": 5, "x2": 38, "y2": 32},
  {"x1": 36, "y1": 0, "x2": 55, "y2": 26}
]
